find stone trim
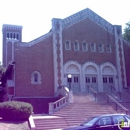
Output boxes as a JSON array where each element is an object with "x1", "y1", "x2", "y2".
[
  {"x1": 19, "y1": 32, "x2": 52, "y2": 47},
  {"x1": 62, "y1": 8, "x2": 114, "y2": 34},
  {"x1": 31, "y1": 71, "x2": 41, "y2": 84}
]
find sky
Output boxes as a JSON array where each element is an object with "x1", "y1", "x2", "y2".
[{"x1": 0, "y1": 0, "x2": 130, "y2": 64}]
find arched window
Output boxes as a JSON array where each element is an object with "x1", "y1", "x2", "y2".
[
  {"x1": 13, "y1": 33, "x2": 15, "y2": 39},
  {"x1": 65, "y1": 40, "x2": 71, "y2": 50},
  {"x1": 6, "y1": 32, "x2": 9, "y2": 39},
  {"x1": 16, "y1": 33, "x2": 19, "y2": 40},
  {"x1": 106, "y1": 44, "x2": 111, "y2": 53},
  {"x1": 98, "y1": 43, "x2": 104, "y2": 52},
  {"x1": 82, "y1": 41, "x2": 88, "y2": 51},
  {"x1": 91, "y1": 43, "x2": 96, "y2": 52},
  {"x1": 74, "y1": 40, "x2": 79, "y2": 51},
  {"x1": 31, "y1": 71, "x2": 41, "y2": 84},
  {"x1": 10, "y1": 33, "x2": 12, "y2": 39}
]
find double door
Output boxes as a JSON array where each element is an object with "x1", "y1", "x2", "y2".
[
  {"x1": 85, "y1": 75, "x2": 98, "y2": 91},
  {"x1": 103, "y1": 75, "x2": 114, "y2": 92},
  {"x1": 67, "y1": 74, "x2": 80, "y2": 92}
]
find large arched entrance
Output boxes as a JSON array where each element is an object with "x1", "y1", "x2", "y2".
[
  {"x1": 64, "y1": 61, "x2": 81, "y2": 92},
  {"x1": 100, "y1": 62, "x2": 118, "y2": 92},
  {"x1": 82, "y1": 62, "x2": 100, "y2": 92},
  {"x1": 85, "y1": 65, "x2": 98, "y2": 91}
]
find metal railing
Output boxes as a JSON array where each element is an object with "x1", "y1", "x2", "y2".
[
  {"x1": 109, "y1": 86, "x2": 122, "y2": 101},
  {"x1": 49, "y1": 86, "x2": 69, "y2": 114},
  {"x1": 88, "y1": 85, "x2": 97, "y2": 101},
  {"x1": 106, "y1": 94, "x2": 129, "y2": 114}
]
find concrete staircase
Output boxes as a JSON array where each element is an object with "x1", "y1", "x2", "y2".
[{"x1": 33, "y1": 92, "x2": 118, "y2": 130}]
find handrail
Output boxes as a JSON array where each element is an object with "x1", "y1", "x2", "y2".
[
  {"x1": 88, "y1": 86, "x2": 97, "y2": 101},
  {"x1": 107, "y1": 94, "x2": 129, "y2": 114},
  {"x1": 49, "y1": 86, "x2": 69, "y2": 114},
  {"x1": 109, "y1": 86, "x2": 122, "y2": 100}
]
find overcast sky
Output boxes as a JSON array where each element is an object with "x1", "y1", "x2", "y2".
[{"x1": 0, "y1": 0, "x2": 130, "y2": 63}]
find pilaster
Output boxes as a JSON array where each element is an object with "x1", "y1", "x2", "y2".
[
  {"x1": 52, "y1": 18, "x2": 64, "y2": 96},
  {"x1": 114, "y1": 25, "x2": 127, "y2": 90}
]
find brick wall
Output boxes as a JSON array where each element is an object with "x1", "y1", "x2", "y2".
[
  {"x1": 123, "y1": 42, "x2": 130, "y2": 87},
  {"x1": 14, "y1": 36, "x2": 54, "y2": 97},
  {"x1": 62, "y1": 18, "x2": 116, "y2": 65}
]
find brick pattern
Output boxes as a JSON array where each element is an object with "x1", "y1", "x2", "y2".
[
  {"x1": 14, "y1": 36, "x2": 54, "y2": 97},
  {"x1": 62, "y1": 18, "x2": 116, "y2": 65},
  {"x1": 123, "y1": 42, "x2": 130, "y2": 87}
]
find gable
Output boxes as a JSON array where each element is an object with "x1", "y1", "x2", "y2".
[{"x1": 62, "y1": 8, "x2": 114, "y2": 35}]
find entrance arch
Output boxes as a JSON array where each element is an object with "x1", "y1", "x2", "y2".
[
  {"x1": 100, "y1": 62, "x2": 118, "y2": 92},
  {"x1": 82, "y1": 62, "x2": 100, "y2": 92},
  {"x1": 64, "y1": 61, "x2": 81, "y2": 92}
]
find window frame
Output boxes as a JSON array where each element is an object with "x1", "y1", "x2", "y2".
[
  {"x1": 106, "y1": 44, "x2": 112, "y2": 53},
  {"x1": 82, "y1": 41, "x2": 88, "y2": 51},
  {"x1": 74, "y1": 40, "x2": 79, "y2": 51},
  {"x1": 90, "y1": 43, "x2": 96, "y2": 52},
  {"x1": 65, "y1": 40, "x2": 71, "y2": 50},
  {"x1": 31, "y1": 71, "x2": 41, "y2": 84}
]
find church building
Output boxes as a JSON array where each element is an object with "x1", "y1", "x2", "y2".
[{"x1": 2, "y1": 8, "x2": 130, "y2": 101}]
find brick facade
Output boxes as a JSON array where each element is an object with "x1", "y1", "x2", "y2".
[{"x1": 2, "y1": 8, "x2": 130, "y2": 99}]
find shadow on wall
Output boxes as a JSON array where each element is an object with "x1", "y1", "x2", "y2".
[{"x1": 14, "y1": 98, "x2": 59, "y2": 114}]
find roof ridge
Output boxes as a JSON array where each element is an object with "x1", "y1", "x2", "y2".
[
  {"x1": 19, "y1": 31, "x2": 52, "y2": 47},
  {"x1": 62, "y1": 8, "x2": 114, "y2": 34}
]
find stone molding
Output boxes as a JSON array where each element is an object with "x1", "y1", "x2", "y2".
[{"x1": 62, "y1": 8, "x2": 114, "y2": 34}]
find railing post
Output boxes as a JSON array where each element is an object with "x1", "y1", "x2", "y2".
[
  {"x1": 49, "y1": 103, "x2": 54, "y2": 114},
  {"x1": 69, "y1": 91, "x2": 73, "y2": 103},
  {"x1": 95, "y1": 93, "x2": 97, "y2": 101}
]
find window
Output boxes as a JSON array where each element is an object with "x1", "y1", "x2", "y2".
[
  {"x1": 98, "y1": 43, "x2": 104, "y2": 52},
  {"x1": 113, "y1": 115, "x2": 126, "y2": 125},
  {"x1": 82, "y1": 41, "x2": 88, "y2": 51},
  {"x1": 86, "y1": 77, "x2": 90, "y2": 83},
  {"x1": 10, "y1": 33, "x2": 12, "y2": 39},
  {"x1": 90, "y1": 43, "x2": 96, "y2": 52},
  {"x1": 109, "y1": 77, "x2": 113, "y2": 83},
  {"x1": 13, "y1": 33, "x2": 15, "y2": 39},
  {"x1": 92, "y1": 77, "x2": 96, "y2": 83},
  {"x1": 103, "y1": 77, "x2": 107, "y2": 83},
  {"x1": 65, "y1": 40, "x2": 71, "y2": 50},
  {"x1": 96, "y1": 117, "x2": 112, "y2": 126},
  {"x1": 74, "y1": 76, "x2": 78, "y2": 82},
  {"x1": 106, "y1": 44, "x2": 111, "y2": 53},
  {"x1": 16, "y1": 33, "x2": 19, "y2": 40},
  {"x1": 6, "y1": 32, "x2": 9, "y2": 39},
  {"x1": 31, "y1": 71, "x2": 41, "y2": 84},
  {"x1": 74, "y1": 40, "x2": 79, "y2": 51}
]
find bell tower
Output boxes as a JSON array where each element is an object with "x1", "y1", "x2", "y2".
[{"x1": 2, "y1": 24, "x2": 22, "y2": 68}]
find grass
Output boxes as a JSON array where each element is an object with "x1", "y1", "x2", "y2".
[{"x1": 0, "y1": 117, "x2": 30, "y2": 130}]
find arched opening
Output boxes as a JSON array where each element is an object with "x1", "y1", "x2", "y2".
[
  {"x1": 85, "y1": 65, "x2": 98, "y2": 91},
  {"x1": 102, "y1": 66, "x2": 115, "y2": 92},
  {"x1": 66, "y1": 64, "x2": 80, "y2": 92}
]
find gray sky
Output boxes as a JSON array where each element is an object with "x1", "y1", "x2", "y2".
[{"x1": 0, "y1": 0, "x2": 130, "y2": 63}]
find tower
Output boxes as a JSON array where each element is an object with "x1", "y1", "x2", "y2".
[{"x1": 2, "y1": 24, "x2": 22, "y2": 68}]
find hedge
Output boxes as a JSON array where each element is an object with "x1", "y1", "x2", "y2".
[{"x1": 0, "y1": 101, "x2": 33, "y2": 120}]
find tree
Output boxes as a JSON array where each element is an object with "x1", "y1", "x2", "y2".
[
  {"x1": 123, "y1": 21, "x2": 130, "y2": 42},
  {"x1": 0, "y1": 65, "x2": 7, "y2": 102}
]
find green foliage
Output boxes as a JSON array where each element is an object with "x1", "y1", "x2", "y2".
[
  {"x1": 0, "y1": 101, "x2": 33, "y2": 120},
  {"x1": 0, "y1": 65, "x2": 7, "y2": 102},
  {"x1": 123, "y1": 22, "x2": 130, "y2": 42}
]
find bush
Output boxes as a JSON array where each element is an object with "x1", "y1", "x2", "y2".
[{"x1": 0, "y1": 101, "x2": 33, "y2": 120}]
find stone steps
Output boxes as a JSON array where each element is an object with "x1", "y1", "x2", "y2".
[{"x1": 33, "y1": 93, "x2": 118, "y2": 130}]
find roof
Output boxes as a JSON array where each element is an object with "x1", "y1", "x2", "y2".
[{"x1": 62, "y1": 8, "x2": 114, "y2": 34}]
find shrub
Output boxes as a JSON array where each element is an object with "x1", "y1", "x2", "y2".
[{"x1": 0, "y1": 101, "x2": 33, "y2": 120}]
